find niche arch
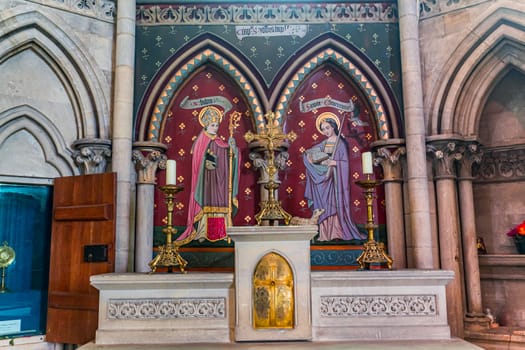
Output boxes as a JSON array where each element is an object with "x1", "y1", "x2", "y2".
[
  {"x1": 0, "y1": 8, "x2": 111, "y2": 139},
  {"x1": 427, "y1": 3, "x2": 525, "y2": 136},
  {"x1": 137, "y1": 39, "x2": 267, "y2": 142},
  {"x1": 0, "y1": 105, "x2": 76, "y2": 177},
  {"x1": 272, "y1": 37, "x2": 401, "y2": 140}
]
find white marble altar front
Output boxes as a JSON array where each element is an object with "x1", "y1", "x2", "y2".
[
  {"x1": 311, "y1": 269, "x2": 453, "y2": 341},
  {"x1": 90, "y1": 273, "x2": 234, "y2": 345},
  {"x1": 90, "y1": 225, "x2": 454, "y2": 346}
]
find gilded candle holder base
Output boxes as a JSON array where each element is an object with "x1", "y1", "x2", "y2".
[
  {"x1": 148, "y1": 242, "x2": 188, "y2": 274},
  {"x1": 356, "y1": 239, "x2": 393, "y2": 270},
  {"x1": 355, "y1": 177, "x2": 393, "y2": 270}
]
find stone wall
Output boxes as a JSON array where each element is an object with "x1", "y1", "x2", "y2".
[{"x1": 0, "y1": 0, "x2": 114, "y2": 181}]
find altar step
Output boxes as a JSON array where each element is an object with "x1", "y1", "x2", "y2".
[{"x1": 79, "y1": 338, "x2": 482, "y2": 350}]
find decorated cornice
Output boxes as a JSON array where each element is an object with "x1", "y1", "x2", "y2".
[
  {"x1": 136, "y1": 3, "x2": 398, "y2": 26},
  {"x1": 474, "y1": 145, "x2": 525, "y2": 183},
  {"x1": 419, "y1": 0, "x2": 490, "y2": 20},
  {"x1": 27, "y1": 0, "x2": 115, "y2": 22}
]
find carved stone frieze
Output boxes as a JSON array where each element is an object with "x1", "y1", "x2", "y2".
[
  {"x1": 71, "y1": 138, "x2": 112, "y2": 175},
  {"x1": 320, "y1": 295, "x2": 437, "y2": 317},
  {"x1": 427, "y1": 141, "x2": 463, "y2": 180},
  {"x1": 419, "y1": 0, "x2": 489, "y2": 20},
  {"x1": 107, "y1": 298, "x2": 226, "y2": 320},
  {"x1": 27, "y1": 0, "x2": 115, "y2": 22},
  {"x1": 137, "y1": 3, "x2": 398, "y2": 26},
  {"x1": 474, "y1": 146, "x2": 525, "y2": 183}
]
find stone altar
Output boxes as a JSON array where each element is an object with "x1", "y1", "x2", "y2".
[{"x1": 90, "y1": 226, "x2": 454, "y2": 345}]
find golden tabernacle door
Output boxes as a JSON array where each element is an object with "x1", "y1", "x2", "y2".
[{"x1": 253, "y1": 252, "x2": 294, "y2": 329}]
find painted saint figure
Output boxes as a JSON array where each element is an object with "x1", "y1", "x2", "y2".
[
  {"x1": 178, "y1": 106, "x2": 239, "y2": 242},
  {"x1": 303, "y1": 112, "x2": 365, "y2": 241}
]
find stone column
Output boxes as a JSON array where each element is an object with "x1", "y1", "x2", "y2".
[
  {"x1": 398, "y1": 0, "x2": 434, "y2": 268},
  {"x1": 426, "y1": 154, "x2": 440, "y2": 269},
  {"x1": 374, "y1": 140, "x2": 407, "y2": 269},
  {"x1": 132, "y1": 142, "x2": 167, "y2": 272},
  {"x1": 458, "y1": 141, "x2": 490, "y2": 330},
  {"x1": 72, "y1": 138, "x2": 112, "y2": 174},
  {"x1": 428, "y1": 137, "x2": 465, "y2": 338},
  {"x1": 111, "y1": 0, "x2": 136, "y2": 272}
]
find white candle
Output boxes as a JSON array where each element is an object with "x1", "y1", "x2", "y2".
[
  {"x1": 166, "y1": 159, "x2": 176, "y2": 185},
  {"x1": 361, "y1": 152, "x2": 373, "y2": 175}
]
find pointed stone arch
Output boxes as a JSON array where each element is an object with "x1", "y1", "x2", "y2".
[
  {"x1": 137, "y1": 40, "x2": 266, "y2": 142},
  {"x1": 428, "y1": 3, "x2": 525, "y2": 137},
  {"x1": 0, "y1": 105, "x2": 77, "y2": 177},
  {"x1": 272, "y1": 38, "x2": 401, "y2": 140},
  {"x1": 0, "y1": 7, "x2": 111, "y2": 139}
]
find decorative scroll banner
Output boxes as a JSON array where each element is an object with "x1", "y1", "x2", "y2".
[
  {"x1": 235, "y1": 25, "x2": 308, "y2": 40},
  {"x1": 300, "y1": 97, "x2": 368, "y2": 126},
  {"x1": 179, "y1": 96, "x2": 232, "y2": 113},
  {"x1": 300, "y1": 97, "x2": 355, "y2": 113}
]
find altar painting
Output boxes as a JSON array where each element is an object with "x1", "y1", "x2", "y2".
[{"x1": 153, "y1": 63, "x2": 386, "y2": 267}]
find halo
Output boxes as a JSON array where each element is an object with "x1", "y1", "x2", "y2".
[
  {"x1": 198, "y1": 106, "x2": 223, "y2": 127},
  {"x1": 315, "y1": 112, "x2": 340, "y2": 134}
]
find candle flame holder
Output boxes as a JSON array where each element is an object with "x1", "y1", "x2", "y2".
[
  {"x1": 149, "y1": 184, "x2": 187, "y2": 273},
  {"x1": 355, "y1": 176, "x2": 393, "y2": 270}
]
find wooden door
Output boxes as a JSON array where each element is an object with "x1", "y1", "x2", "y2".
[{"x1": 46, "y1": 173, "x2": 116, "y2": 344}]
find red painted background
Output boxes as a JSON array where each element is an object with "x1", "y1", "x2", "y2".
[{"x1": 155, "y1": 64, "x2": 385, "y2": 235}]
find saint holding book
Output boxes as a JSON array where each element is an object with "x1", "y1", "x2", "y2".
[{"x1": 303, "y1": 112, "x2": 365, "y2": 241}]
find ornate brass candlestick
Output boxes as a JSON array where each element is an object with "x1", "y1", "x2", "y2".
[
  {"x1": 149, "y1": 184, "x2": 187, "y2": 273},
  {"x1": 355, "y1": 177, "x2": 393, "y2": 270},
  {"x1": 0, "y1": 241, "x2": 15, "y2": 293},
  {"x1": 245, "y1": 112, "x2": 297, "y2": 225}
]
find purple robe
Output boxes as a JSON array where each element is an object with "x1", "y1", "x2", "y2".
[{"x1": 303, "y1": 140, "x2": 365, "y2": 241}]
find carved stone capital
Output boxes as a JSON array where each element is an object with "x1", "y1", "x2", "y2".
[
  {"x1": 458, "y1": 141, "x2": 483, "y2": 180},
  {"x1": 375, "y1": 146, "x2": 406, "y2": 182},
  {"x1": 132, "y1": 142, "x2": 168, "y2": 184},
  {"x1": 427, "y1": 140, "x2": 463, "y2": 180},
  {"x1": 72, "y1": 138, "x2": 112, "y2": 174}
]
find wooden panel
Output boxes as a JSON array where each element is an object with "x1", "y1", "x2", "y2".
[
  {"x1": 54, "y1": 204, "x2": 113, "y2": 221},
  {"x1": 46, "y1": 173, "x2": 116, "y2": 345}
]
